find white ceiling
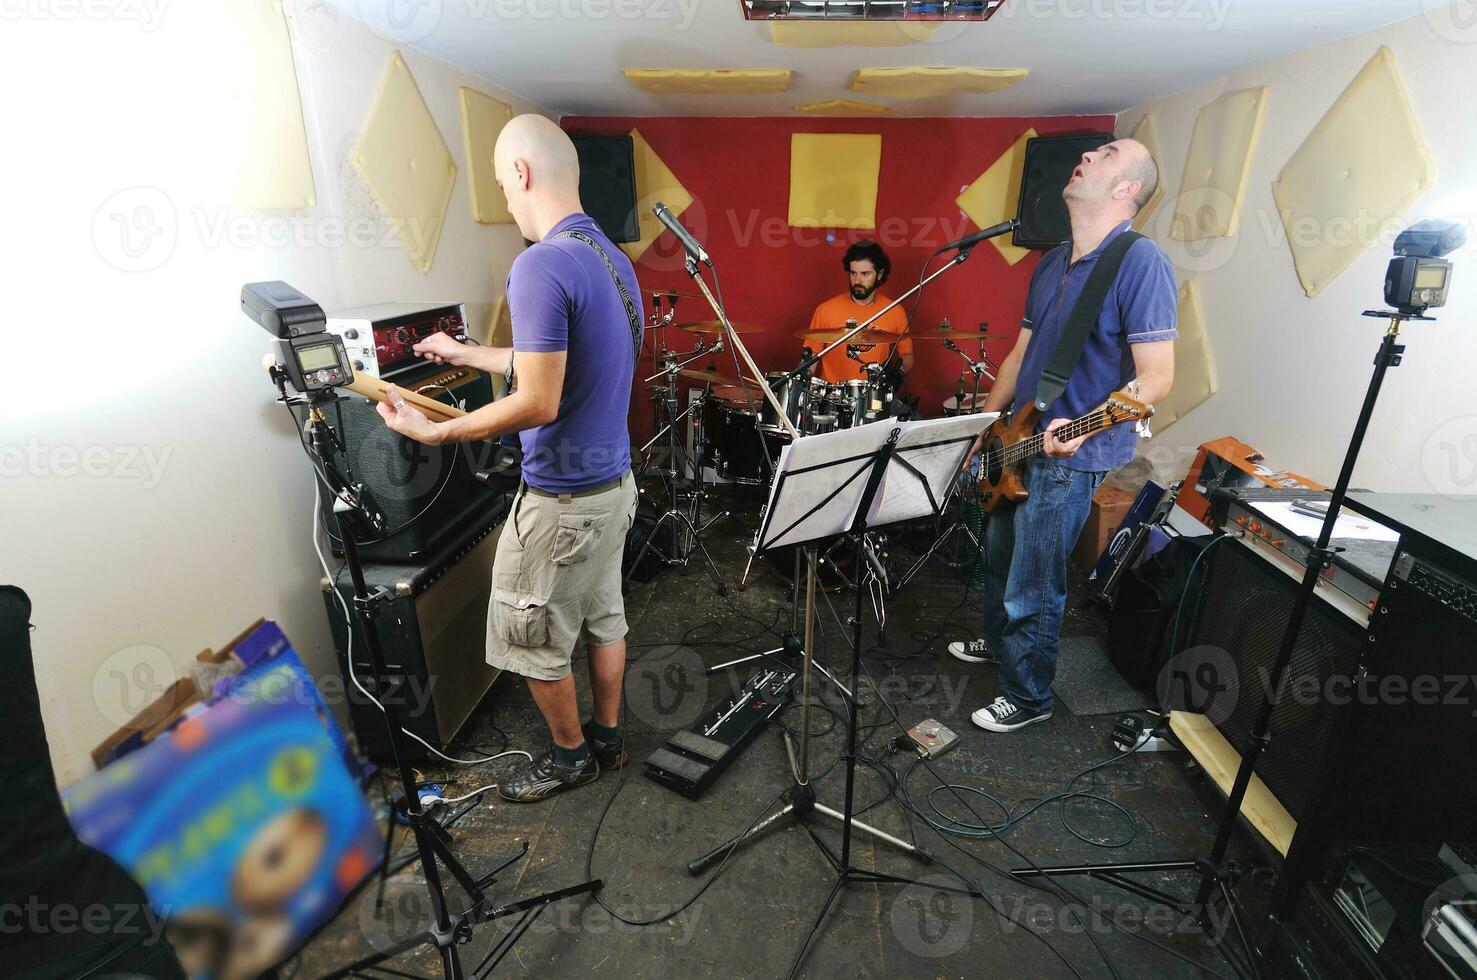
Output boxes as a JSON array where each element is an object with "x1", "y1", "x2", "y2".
[{"x1": 328, "y1": 0, "x2": 1447, "y2": 117}]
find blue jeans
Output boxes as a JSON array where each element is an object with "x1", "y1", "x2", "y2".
[{"x1": 980, "y1": 457, "x2": 1106, "y2": 714}]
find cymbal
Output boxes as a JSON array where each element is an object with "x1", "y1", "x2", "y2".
[
  {"x1": 676, "y1": 367, "x2": 738, "y2": 386},
  {"x1": 909, "y1": 322, "x2": 1002, "y2": 341},
  {"x1": 647, "y1": 289, "x2": 704, "y2": 306},
  {"x1": 796, "y1": 327, "x2": 899, "y2": 345},
  {"x1": 675, "y1": 319, "x2": 766, "y2": 336}
]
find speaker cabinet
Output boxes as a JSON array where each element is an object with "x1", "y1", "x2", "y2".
[
  {"x1": 570, "y1": 134, "x2": 639, "y2": 243},
  {"x1": 1190, "y1": 539, "x2": 1367, "y2": 825},
  {"x1": 322, "y1": 499, "x2": 508, "y2": 765},
  {"x1": 1014, "y1": 132, "x2": 1114, "y2": 249}
]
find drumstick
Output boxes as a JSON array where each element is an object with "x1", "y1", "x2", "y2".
[{"x1": 346, "y1": 370, "x2": 466, "y2": 424}]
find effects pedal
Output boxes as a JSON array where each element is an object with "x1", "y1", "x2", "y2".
[
  {"x1": 906, "y1": 719, "x2": 960, "y2": 759},
  {"x1": 644, "y1": 667, "x2": 797, "y2": 801}
]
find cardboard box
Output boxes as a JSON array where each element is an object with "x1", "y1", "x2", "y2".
[{"x1": 1074, "y1": 484, "x2": 1138, "y2": 572}]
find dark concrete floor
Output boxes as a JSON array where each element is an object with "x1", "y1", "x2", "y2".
[{"x1": 291, "y1": 482, "x2": 1273, "y2": 980}]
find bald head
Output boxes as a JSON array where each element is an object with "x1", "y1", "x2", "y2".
[{"x1": 493, "y1": 114, "x2": 584, "y2": 239}]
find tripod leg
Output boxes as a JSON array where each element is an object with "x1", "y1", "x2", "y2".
[
  {"x1": 622, "y1": 510, "x2": 676, "y2": 586},
  {"x1": 809, "y1": 803, "x2": 929, "y2": 862},
  {"x1": 675, "y1": 512, "x2": 728, "y2": 596}
]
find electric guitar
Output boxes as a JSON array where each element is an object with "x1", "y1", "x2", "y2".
[{"x1": 975, "y1": 386, "x2": 1154, "y2": 511}]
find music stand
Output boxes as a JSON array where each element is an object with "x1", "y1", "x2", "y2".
[{"x1": 683, "y1": 413, "x2": 992, "y2": 979}]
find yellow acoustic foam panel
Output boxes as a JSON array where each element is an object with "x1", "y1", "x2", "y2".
[
  {"x1": 223, "y1": 0, "x2": 315, "y2": 209},
  {"x1": 622, "y1": 129, "x2": 695, "y2": 263},
  {"x1": 849, "y1": 67, "x2": 1028, "y2": 99},
  {"x1": 1170, "y1": 85, "x2": 1269, "y2": 242},
  {"x1": 459, "y1": 87, "x2": 513, "y2": 225},
  {"x1": 623, "y1": 69, "x2": 792, "y2": 94},
  {"x1": 1272, "y1": 46, "x2": 1434, "y2": 298},
  {"x1": 486, "y1": 294, "x2": 512, "y2": 347},
  {"x1": 1154, "y1": 279, "x2": 1217, "y2": 430},
  {"x1": 794, "y1": 99, "x2": 890, "y2": 116},
  {"x1": 353, "y1": 52, "x2": 458, "y2": 274},
  {"x1": 769, "y1": 22, "x2": 939, "y2": 47},
  {"x1": 1128, "y1": 113, "x2": 1166, "y2": 233},
  {"x1": 955, "y1": 128, "x2": 1037, "y2": 267},
  {"x1": 788, "y1": 133, "x2": 882, "y2": 229}
]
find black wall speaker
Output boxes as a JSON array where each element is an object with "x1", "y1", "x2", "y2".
[
  {"x1": 302, "y1": 362, "x2": 503, "y2": 564},
  {"x1": 570, "y1": 134, "x2": 639, "y2": 243},
  {"x1": 1189, "y1": 539, "x2": 1367, "y2": 825},
  {"x1": 1014, "y1": 132, "x2": 1114, "y2": 250},
  {"x1": 322, "y1": 501, "x2": 509, "y2": 766}
]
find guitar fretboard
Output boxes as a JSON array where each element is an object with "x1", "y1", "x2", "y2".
[{"x1": 982, "y1": 409, "x2": 1114, "y2": 472}]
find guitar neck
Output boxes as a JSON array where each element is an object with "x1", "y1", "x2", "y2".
[{"x1": 1007, "y1": 408, "x2": 1116, "y2": 466}]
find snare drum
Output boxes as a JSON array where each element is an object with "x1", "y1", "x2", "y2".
[{"x1": 942, "y1": 392, "x2": 988, "y2": 416}]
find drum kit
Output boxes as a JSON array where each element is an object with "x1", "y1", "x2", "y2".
[{"x1": 632, "y1": 294, "x2": 1006, "y2": 593}]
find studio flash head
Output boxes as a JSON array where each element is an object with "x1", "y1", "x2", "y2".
[
  {"x1": 1384, "y1": 218, "x2": 1465, "y2": 316},
  {"x1": 241, "y1": 281, "x2": 353, "y2": 397}
]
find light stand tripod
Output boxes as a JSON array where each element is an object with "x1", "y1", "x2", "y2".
[
  {"x1": 288, "y1": 396, "x2": 602, "y2": 980},
  {"x1": 1006, "y1": 311, "x2": 1425, "y2": 978}
]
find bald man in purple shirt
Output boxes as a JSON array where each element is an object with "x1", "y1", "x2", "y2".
[
  {"x1": 379, "y1": 115, "x2": 642, "y2": 801},
  {"x1": 954, "y1": 138, "x2": 1178, "y2": 734}
]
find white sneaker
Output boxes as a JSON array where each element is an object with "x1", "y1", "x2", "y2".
[
  {"x1": 971, "y1": 696, "x2": 1052, "y2": 733},
  {"x1": 947, "y1": 638, "x2": 995, "y2": 664}
]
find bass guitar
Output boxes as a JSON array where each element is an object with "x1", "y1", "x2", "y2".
[{"x1": 976, "y1": 387, "x2": 1153, "y2": 511}]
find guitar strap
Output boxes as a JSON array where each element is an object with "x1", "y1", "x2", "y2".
[{"x1": 1030, "y1": 229, "x2": 1144, "y2": 413}]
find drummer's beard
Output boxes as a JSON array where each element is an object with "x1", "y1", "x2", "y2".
[{"x1": 850, "y1": 282, "x2": 878, "y2": 303}]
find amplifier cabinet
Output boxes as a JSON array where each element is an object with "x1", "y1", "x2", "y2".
[
  {"x1": 1190, "y1": 536, "x2": 1368, "y2": 826},
  {"x1": 322, "y1": 498, "x2": 508, "y2": 765}
]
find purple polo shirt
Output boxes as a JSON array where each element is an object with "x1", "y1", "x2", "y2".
[
  {"x1": 506, "y1": 213, "x2": 644, "y2": 493},
  {"x1": 1014, "y1": 220, "x2": 1178, "y2": 473}
]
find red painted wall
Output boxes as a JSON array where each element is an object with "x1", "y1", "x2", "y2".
[{"x1": 561, "y1": 114, "x2": 1115, "y2": 439}]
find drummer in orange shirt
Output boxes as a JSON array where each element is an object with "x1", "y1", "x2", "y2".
[{"x1": 807, "y1": 240, "x2": 914, "y2": 385}]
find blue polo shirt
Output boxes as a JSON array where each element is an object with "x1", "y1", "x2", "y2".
[
  {"x1": 506, "y1": 213, "x2": 644, "y2": 492},
  {"x1": 1014, "y1": 220, "x2": 1178, "y2": 473}
]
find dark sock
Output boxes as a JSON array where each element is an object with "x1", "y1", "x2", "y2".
[
  {"x1": 552, "y1": 741, "x2": 590, "y2": 768},
  {"x1": 586, "y1": 719, "x2": 620, "y2": 745}
]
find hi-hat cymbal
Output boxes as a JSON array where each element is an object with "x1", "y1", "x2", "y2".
[
  {"x1": 796, "y1": 327, "x2": 899, "y2": 345},
  {"x1": 676, "y1": 367, "x2": 738, "y2": 386},
  {"x1": 675, "y1": 319, "x2": 766, "y2": 336},
  {"x1": 909, "y1": 322, "x2": 1002, "y2": 341}
]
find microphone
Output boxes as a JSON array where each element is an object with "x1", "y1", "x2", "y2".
[
  {"x1": 935, "y1": 218, "x2": 1020, "y2": 254},
  {"x1": 652, "y1": 202, "x2": 710, "y2": 266}
]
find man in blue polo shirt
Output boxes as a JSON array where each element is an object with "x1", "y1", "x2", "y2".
[
  {"x1": 377, "y1": 114, "x2": 642, "y2": 799},
  {"x1": 952, "y1": 138, "x2": 1177, "y2": 733}
]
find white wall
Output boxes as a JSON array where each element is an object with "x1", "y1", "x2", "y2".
[
  {"x1": 1117, "y1": 12, "x2": 1477, "y2": 493},
  {"x1": 0, "y1": 2, "x2": 548, "y2": 786}
]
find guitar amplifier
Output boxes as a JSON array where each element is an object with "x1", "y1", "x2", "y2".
[
  {"x1": 321, "y1": 497, "x2": 508, "y2": 766},
  {"x1": 301, "y1": 360, "x2": 505, "y2": 563},
  {"x1": 326, "y1": 301, "x2": 468, "y2": 378}
]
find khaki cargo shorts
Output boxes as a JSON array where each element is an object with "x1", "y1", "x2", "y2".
[{"x1": 486, "y1": 471, "x2": 638, "y2": 681}]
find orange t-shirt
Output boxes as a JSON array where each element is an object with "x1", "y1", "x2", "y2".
[{"x1": 807, "y1": 293, "x2": 912, "y2": 384}]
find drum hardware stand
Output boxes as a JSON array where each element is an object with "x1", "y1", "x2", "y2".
[
  {"x1": 885, "y1": 337, "x2": 997, "y2": 595},
  {"x1": 942, "y1": 334, "x2": 998, "y2": 412},
  {"x1": 1006, "y1": 310, "x2": 1429, "y2": 978},
  {"x1": 279, "y1": 396, "x2": 600, "y2": 980}
]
